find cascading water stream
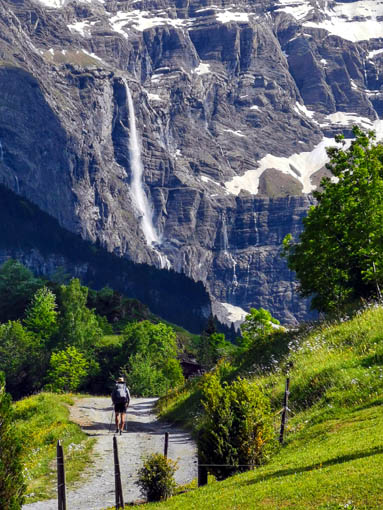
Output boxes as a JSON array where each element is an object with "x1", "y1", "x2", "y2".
[
  {"x1": 222, "y1": 214, "x2": 229, "y2": 253},
  {"x1": 222, "y1": 214, "x2": 238, "y2": 291},
  {"x1": 0, "y1": 141, "x2": 3, "y2": 161},
  {"x1": 125, "y1": 81, "x2": 171, "y2": 269},
  {"x1": 126, "y1": 84, "x2": 160, "y2": 246}
]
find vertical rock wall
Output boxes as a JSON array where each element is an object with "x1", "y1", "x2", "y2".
[{"x1": 2, "y1": 0, "x2": 382, "y2": 323}]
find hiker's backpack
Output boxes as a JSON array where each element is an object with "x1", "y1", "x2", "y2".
[{"x1": 112, "y1": 383, "x2": 128, "y2": 404}]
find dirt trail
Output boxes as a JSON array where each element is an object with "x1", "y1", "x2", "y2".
[{"x1": 24, "y1": 397, "x2": 197, "y2": 510}]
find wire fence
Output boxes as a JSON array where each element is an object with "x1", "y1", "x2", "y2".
[{"x1": 55, "y1": 377, "x2": 291, "y2": 506}]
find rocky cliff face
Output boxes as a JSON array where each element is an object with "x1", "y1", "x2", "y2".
[
  {"x1": 0, "y1": 184, "x2": 212, "y2": 332},
  {"x1": 1, "y1": 0, "x2": 383, "y2": 324}
]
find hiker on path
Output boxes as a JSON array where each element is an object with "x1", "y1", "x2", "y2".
[{"x1": 111, "y1": 376, "x2": 130, "y2": 435}]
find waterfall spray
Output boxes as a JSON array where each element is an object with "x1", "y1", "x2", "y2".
[{"x1": 0, "y1": 141, "x2": 3, "y2": 162}]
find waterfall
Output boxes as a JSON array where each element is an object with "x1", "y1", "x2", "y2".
[
  {"x1": 14, "y1": 175, "x2": 20, "y2": 193},
  {"x1": 124, "y1": 80, "x2": 171, "y2": 270},
  {"x1": 229, "y1": 253, "x2": 239, "y2": 291},
  {"x1": 0, "y1": 141, "x2": 3, "y2": 162},
  {"x1": 126, "y1": 84, "x2": 160, "y2": 246},
  {"x1": 221, "y1": 214, "x2": 238, "y2": 290},
  {"x1": 222, "y1": 214, "x2": 229, "y2": 253}
]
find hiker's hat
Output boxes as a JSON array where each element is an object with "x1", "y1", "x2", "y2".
[{"x1": 117, "y1": 377, "x2": 124, "y2": 383}]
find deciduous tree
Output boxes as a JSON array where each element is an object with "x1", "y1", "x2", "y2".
[
  {"x1": 121, "y1": 321, "x2": 183, "y2": 396},
  {"x1": 122, "y1": 321, "x2": 177, "y2": 363},
  {"x1": 58, "y1": 278, "x2": 102, "y2": 351},
  {"x1": 283, "y1": 127, "x2": 383, "y2": 312},
  {"x1": 46, "y1": 346, "x2": 89, "y2": 392},
  {"x1": 0, "y1": 321, "x2": 45, "y2": 398},
  {"x1": 239, "y1": 308, "x2": 280, "y2": 350},
  {"x1": 24, "y1": 287, "x2": 58, "y2": 345}
]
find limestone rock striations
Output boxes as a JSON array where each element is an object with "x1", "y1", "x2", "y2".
[{"x1": 1, "y1": 0, "x2": 383, "y2": 324}]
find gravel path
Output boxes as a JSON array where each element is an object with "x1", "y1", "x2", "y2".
[{"x1": 24, "y1": 397, "x2": 198, "y2": 510}]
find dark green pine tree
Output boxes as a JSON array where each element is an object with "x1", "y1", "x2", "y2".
[{"x1": 0, "y1": 372, "x2": 26, "y2": 510}]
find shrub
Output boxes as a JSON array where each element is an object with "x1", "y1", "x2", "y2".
[
  {"x1": 198, "y1": 372, "x2": 275, "y2": 480},
  {"x1": 136, "y1": 453, "x2": 177, "y2": 502},
  {"x1": 162, "y1": 358, "x2": 185, "y2": 388},
  {"x1": 0, "y1": 372, "x2": 26, "y2": 509}
]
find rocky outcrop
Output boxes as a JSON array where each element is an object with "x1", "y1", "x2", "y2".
[{"x1": 1, "y1": 0, "x2": 383, "y2": 324}]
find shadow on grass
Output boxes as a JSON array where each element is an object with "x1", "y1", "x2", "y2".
[
  {"x1": 361, "y1": 353, "x2": 383, "y2": 367},
  {"x1": 242, "y1": 445, "x2": 383, "y2": 486}
]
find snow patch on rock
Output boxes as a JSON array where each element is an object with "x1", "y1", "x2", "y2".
[
  {"x1": 194, "y1": 63, "x2": 211, "y2": 75},
  {"x1": 368, "y1": 48, "x2": 383, "y2": 59},
  {"x1": 320, "y1": 111, "x2": 376, "y2": 128},
  {"x1": 68, "y1": 21, "x2": 95, "y2": 37},
  {"x1": 36, "y1": 0, "x2": 103, "y2": 7},
  {"x1": 276, "y1": 0, "x2": 313, "y2": 20},
  {"x1": 147, "y1": 93, "x2": 162, "y2": 102},
  {"x1": 225, "y1": 137, "x2": 335, "y2": 195},
  {"x1": 277, "y1": 0, "x2": 383, "y2": 42},
  {"x1": 223, "y1": 129, "x2": 246, "y2": 138},
  {"x1": 212, "y1": 301, "x2": 247, "y2": 329},
  {"x1": 225, "y1": 114, "x2": 383, "y2": 196},
  {"x1": 201, "y1": 175, "x2": 223, "y2": 188},
  {"x1": 110, "y1": 10, "x2": 186, "y2": 35},
  {"x1": 216, "y1": 11, "x2": 249, "y2": 24},
  {"x1": 294, "y1": 102, "x2": 317, "y2": 120},
  {"x1": 82, "y1": 49, "x2": 104, "y2": 62},
  {"x1": 304, "y1": 1, "x2": 383, "y2": 42}
]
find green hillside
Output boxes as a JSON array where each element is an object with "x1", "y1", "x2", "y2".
[{"x1": 141, "y1": 305, "x2": 383, "y2": 510}]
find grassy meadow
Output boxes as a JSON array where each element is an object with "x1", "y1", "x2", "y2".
[
  {"x1": 14, "y1": 393, "x2": 94, "y2": 503},
  {"x1": 135, "y1": 305, "x2": 383, "y2": 510}
]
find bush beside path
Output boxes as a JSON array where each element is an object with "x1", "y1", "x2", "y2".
[{"x1": 23, "y1": 396, "x2": 197, "y2": 510}]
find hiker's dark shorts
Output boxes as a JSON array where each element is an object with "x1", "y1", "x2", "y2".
[{"x1": 114, "y1": 402, "x2": 127, "y2": 413}]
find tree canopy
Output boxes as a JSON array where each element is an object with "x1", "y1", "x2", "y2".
[
  {"x1": 0, "y1": 260, "x2": 43, "y2": 322},
  {"x1": 58, "y1": 278, "x2": 102, "y2": 351},
  {"x1": 122, "y1": 321, "x2": 178, "y2": 362},
  {"x1": 46, "y1": 346, "x2": 89, "y2": 393},
  {"x1": 239, "y1": 308, "x2": 280, "y2": 349},
  {"x1": 121, "y1": 321, "x2": 183, "y2": 396},
  {"x1": 283, "y1": 127, "x2": 383, "y2": 313},
  {"x1": 23, "y1": 287, "x2": 57, "y2": 345}
]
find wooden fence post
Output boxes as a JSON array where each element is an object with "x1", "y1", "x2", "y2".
[
  {"x1": 164, "y1": 432, "x2": 169, "y2": 458},
  {"x1": 197, "y1": 450, "x2": 208, "y2": 487},
  {"x1": 113, "y1": 436, "x2": 124, "y2": 509},
  {"x1": 57, "y1": 440, "x2": 66, "y2": 510},
  {"x1": 279, "y1": 377, "x2": 290, "y2": 444}
]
